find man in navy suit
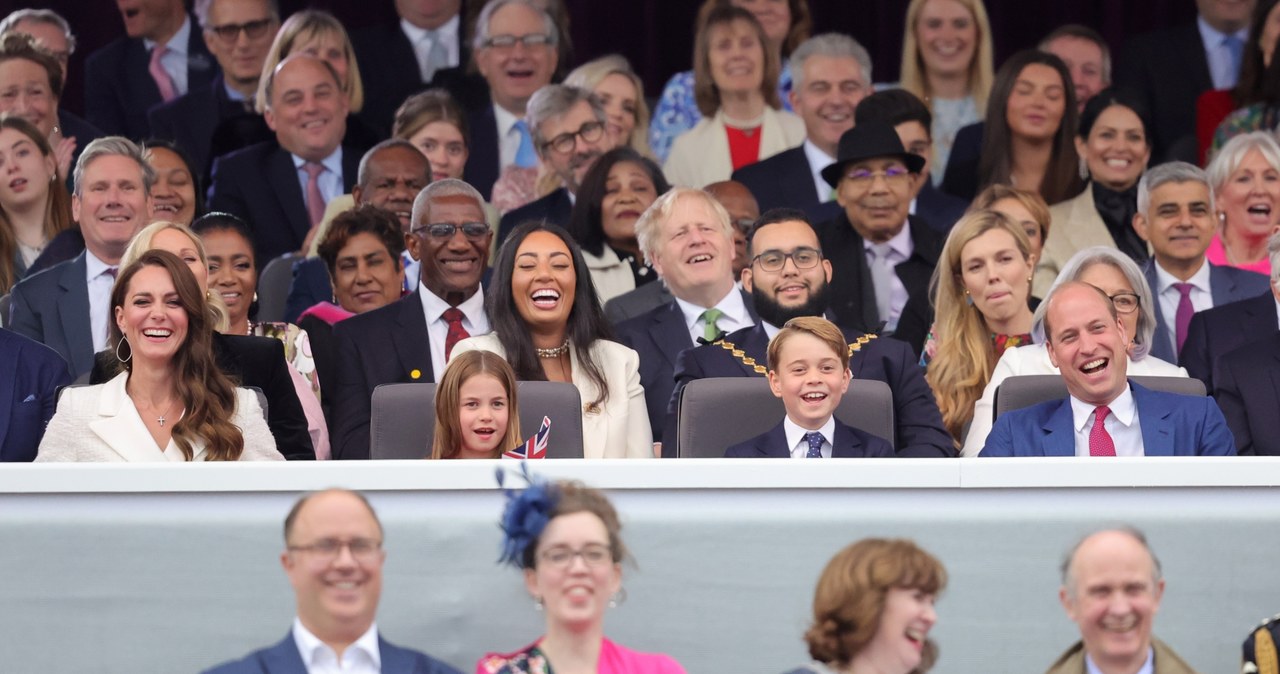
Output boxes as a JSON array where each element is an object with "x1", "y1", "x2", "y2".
[
  {"x1": 668, "y1": 211, "x2": 953, "y2": 458},
  {"x1": 9, "y1": 137, "x2": 154, "y2": 378},
  {"x1": 208, "y1": 55, "x2": 367, "y2": 265},
  {"x1": 0, "y1": 328, "x2": 71, "y2": 462},
  {"x1": 148, "y1": 0, "x2": 280, "y2": 178},
  {"x1": 1215, "y1": 329, "x2": 1280, "y2": 456},
  {"x1": 615, "y1": 188, "x2": 758, "y2": 445},
  {"x1": 1131, "y1": 162, "x2": 1270, "y2": 363},
  {"x1": 460, "y1": 0, "x2": 559, "y2": 200},
  {"x1": 330, "y1": 179, "x2": 492, "y2": 460},
  {"x1": 203, "y1": 489, "x2": 461, "y2": 674},
  {"x1": 725, "y1": 316, "x2": 893, "y2": 458},
  {"x1": 496, "y1": 85, "x2": 608, "y2": 245},
  {"x1": 84, "y1": 1, "x2": 220, "y2": 139},
  {"x1": 982, "y1": 281, "x2": 1234, "y2": 457},
  {"x1": 732, "y1": 33, "x2": 871, "y2": 219}
]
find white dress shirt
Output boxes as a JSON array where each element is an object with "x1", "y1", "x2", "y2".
[
  {"x1": 292, "y1": 617, "x2": 381, "y2": 674},
  {"x1": 784, "y1": 415, "x2": 835, "y2": 459},
  {"x1": 801, "y1": 139, "x2": 835, "y2": 203},
  {"x1": 292, "y1": 148, "x2": 345, "y2": 210},
  {"x1": 1069, "y1": 385, "x2": 1144, "y2": 457},
  {"x1": 1153, "y1": 260, "x2": 1212, "y2": 354},
  {"x1": 143, "y1": 16, "x2": 191, "y2": 96},
  {"x1": 401, "y1": 15, "x2": 460, "y2": 81},
  {"x1": 863, "y1": 221, "x2": 913, "y2": 330},
  {"x1": 494, "y1": 104, "x2": 524, "y2": 171},
  {"x1": 1198, "y1": 16, "x2": 1249, "y2": 90},
  {"x1": 85, "y1": 250, "x2": 117, "y2": 353},
  {"x1": 673, "y1": 285, "x2": 753, "y2": 345},
  {"x1": 419, "y1": 282, "x2": 490, "y2": 377}
]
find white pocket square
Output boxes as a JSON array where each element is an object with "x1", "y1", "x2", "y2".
[{"x1": 21, "y1": 394, "x2": 36, "y2": 403}]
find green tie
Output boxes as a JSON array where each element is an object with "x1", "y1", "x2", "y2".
[{"x1": 701, "y1": 308, "x2": 724, "y2": 342}]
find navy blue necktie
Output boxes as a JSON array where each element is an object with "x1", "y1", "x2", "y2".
[{"x1": 804, "y1": 431, "x2": 824, "y2": 458}]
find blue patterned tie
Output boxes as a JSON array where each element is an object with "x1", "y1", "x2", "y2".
[
  {"x1": 1224, "y1": 35, "x2": 1245, "y2": 87},
  {"x1": 514, "y1": 119, "x2": 538, "y2": 168},
  {"x1": 804, "y1": 431, "x2": 824, "y2": 458}
]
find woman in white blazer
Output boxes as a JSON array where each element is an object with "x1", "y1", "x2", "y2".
[
  {"x1": 36, "y1": 251, "x2": 283, "y2": 462},
  {"x1": 663, "y1": 6, "x2": 805, "y2": 188},
  {"x1": 452, "y1": 222, "x2": 652, "y2": 459}
]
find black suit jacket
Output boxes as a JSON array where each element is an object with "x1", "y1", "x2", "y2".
[
  {"x1": 89, "y1": 333, "x2": 316, "y2": 460},
  {"x1": 497, "y1": 188, "x2": 573, "y2": 247},
  {"x1": 940, "y1": 122, "x2": 984, "y2": 202},
  {"x1": 0, "y1": 328, "x2": 72, "y2": 462},
  {"x1": 331, "y1": 290, "x2": 440, "y2": 460},
  {"x1": 207, "y1": 139, "x2": 363, "y2": 264},
  {"x1": 83, "y1": 14, "x2": 220, "y2": 139},
  {"x1": 352, "y1": 20, "x2": 474, "y2": 137},
  {"x1": 818, "y1": 213, "x2": 943, "y2": 345},
  {"x1": 148, "y1": 73, "x2": 267, "y2": 180},
  {"x1": 462, "y1": 104, "x2": 501, "y2": 201},
  {"x1": 916, "y1": 181, "x2": 967, "y2": 233},
  {"x1": 666, "y1": 323, "x2": 953, "y2": 458},
  {"x1": 614, "y1": 289, "x2": 757, "y2": 436},
  {"x1": 1114, "y1": 21, "x2": 1214, "y2": 163},
  {"x1": 1180, "y1": 291, "x2": 1278, "y2": 391},
  {"x1": 1214, "y1": 331, "x2": 1280, "y2": 455},
  {"x1": 732, "y1": 145, "x2": 821, "y2": 213},
  {"x1": 725, "y1": 418, "x2": 894, "y2": 458},
  {"x1": 604, "y1": 282, "x2": 674, "y2": 325}
]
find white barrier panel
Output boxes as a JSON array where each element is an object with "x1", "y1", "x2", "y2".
[{"x1": 1, "y1": 458, "x2": 1279, "y2": 673}]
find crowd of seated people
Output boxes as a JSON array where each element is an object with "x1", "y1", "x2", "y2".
[{"x1": 5, "y1": 0, "x2": 1280, "y2": 465}]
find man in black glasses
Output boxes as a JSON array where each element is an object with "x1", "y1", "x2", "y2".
[
  {"x1": 149, "y1": 0, "x2": 280, "y2": 178},
  {"x1": 331, "y1": 178, "x2": 494, "y2": 459},
  {"x1": 496, "y1": 84, "x2": 609, "y2": 245},
  {"x1": 203, "y1": 489, "x2": 460, "y2": 673},
  {"x1": 664, "y1": 208, "x2": 953, "y2": 458}
]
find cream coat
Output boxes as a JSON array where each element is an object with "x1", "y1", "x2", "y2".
[
  {"x1": 35, "y1": 373, "x2": 283, "y2": 462},
  {"x1": 450, "y1": 334, "x2": 653, "y2": 458},
  {"x1": 581, "y1": 247, "x2": 638, "y2": 306},
  {"x1": 1034, "y1": 186, "x2": 1151, "y2": 296},
  {"x1": 663, "y1": 108, "x2": 806, "y2": 188}
]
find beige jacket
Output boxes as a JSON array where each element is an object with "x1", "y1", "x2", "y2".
[
  {"x1": 663, "y1": 108, "x2": 805, "y2": 188},
  {"x1": 1044, "y1": 638, "x2": 1200, "y2": 674},
  {"x1": 1035, "y1": 186, "x2": 1115, "y2": 296}
]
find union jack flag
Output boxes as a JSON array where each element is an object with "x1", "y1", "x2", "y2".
[{"x1": 503, "y1": 416, "x2": 550, "y2": 459}]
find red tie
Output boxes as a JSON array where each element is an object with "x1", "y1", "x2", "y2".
[
  {"x1": 302, "y1": 161, "x2": 326, "y2": 227},
  {"x1": 148, "y1": 44, "x2": 177, "y2": 102},
  {"x1": 1089, "y1": 406, "x2": 1117, "y2": 457},
  {"x1": 442, "y1": 308, "x2": 469, "y2": 360}
]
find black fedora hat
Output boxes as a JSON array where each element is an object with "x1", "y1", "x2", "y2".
[{"x1": 820, "y1": 121, "x2": 926, "y2": 188}]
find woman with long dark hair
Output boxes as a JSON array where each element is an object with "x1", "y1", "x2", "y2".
[
  {"x1": 452, "y1": 221, "x2": 652, "y2": 458},
  {"x1": 0, "y1": 114, "x2": 71, "y2": 293}
]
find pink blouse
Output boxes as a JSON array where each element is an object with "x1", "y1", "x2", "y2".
[
  {"x1": 477, "y1": 637, "x2": 686, "y2": 674},
  {"x1": 1206, "y1": 233, "x2": 1272, "y2": 276}
]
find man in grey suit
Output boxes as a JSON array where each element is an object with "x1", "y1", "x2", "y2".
[
  {"x1": 8, "y1": 137, "x2": 155, "y2": 378},
  {"x1": 1131, "y1": 162, "x2": 1269, "y2": 363}
]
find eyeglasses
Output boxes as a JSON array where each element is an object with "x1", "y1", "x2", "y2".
[
  {"x1": 411, "y1": 221, "x2": 491, "y2": 240},
  {"x1": 542, "y1": 121, "x2": 605, "y2": 155},
  {"x1": 1108, "y1": 291, "x2": 1140, "y2": 314},
  {"x1": 842, "y1": 166, "x2": 912, "y2": 189},
  {"x1": 206, "y1": 18, "x2": 275, "y2": 42},
  {"x1": 481, "y1": 33, "x2": 554, "y2": 50},
  {"x1": 288, "y1": 537, "x2": 382, "y2": 562},
  {"x1": 752, "y1": 247, "x2": 822, "y2": 272},
  {"x1": 538, "y1": 544, "x2": 613, "y2": 569}
]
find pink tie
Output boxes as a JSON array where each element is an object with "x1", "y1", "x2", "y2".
[
  {"x1": 1089, "y1": 406, "x2": 1117, "y2": 457},
  {"x1": 148, "y1": 45, "x2": 177, "y2": 102},
  {"x1": 302, "y1": 161, "x2": 326, "y2": 227},
  {"x1": 1173, "y1": 282, "x2": 1195, "y2": 355}
]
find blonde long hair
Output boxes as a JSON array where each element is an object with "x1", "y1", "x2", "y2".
[
  {"x1": 254, "y1": 9, "x2": 364, "y2": 113},
  {"x1": 926, "y1": 209, "x2": 1033, "y2": 444},
  {"x1": 898, "y1": 0, "x2": 994, "y2": 115},
  {"x1": 120, "y1": 221, "x2": 230, "y2": 333}
]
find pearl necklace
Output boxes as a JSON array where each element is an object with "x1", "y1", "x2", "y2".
[{"x1": 535, "y1": 340, "x2": 570, "y2": 359}]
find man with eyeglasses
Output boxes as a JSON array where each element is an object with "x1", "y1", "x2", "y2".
[
  {"x1": 148, "y1": 0, "x2": 280, "y2": 179},
  {"x1": 459, "y1": 0, "x2": 559, "y2": 200},
  {"x1": 663, "y1": 207, "x2": 953, "y2": 458},
  {"x1": 817, "y1": 122, "x2": 945, "y2": 356},
  {"x1": 331, "y1": 179, "x2": 493, "y2": 460},
  {"x1": 496, "y1": 84, "x2": 609, "y2": 245},
  {"x1": 84, "y1": 0, "x2": 220, "y2": 139},
  {"x1": 614, "y1": 188, "x2": 758, "y2": 452},
  {"x1": 203, "y1": 489, "x2": 461, "y2": 673},
  {"x1": 1130, "y1": 161, "x2": 1268, "y2": 364}
]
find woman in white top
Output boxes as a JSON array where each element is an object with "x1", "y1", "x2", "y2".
[
  {"x1": 961, "y1": 246, "x2": 1189, "y2": 456},
  {"x1": 37, "y1": 250, "x2": 282, "y2": 462}
]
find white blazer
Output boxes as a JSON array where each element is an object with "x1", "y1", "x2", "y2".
[
  {"x1": 663, "y1": 108, "x2": 806, "y2": 188},
  {"x1": 450, "y1": 334, "x2": 653, "y2": 458},
  {"x1": 581, "y1": 246, "x2": 637, "y2": 306},
  {"x1": 35, "y1": 373, "x2": 284, "y2": 462},
  {"x1": 959, "y1": 344, "x2": 1190, "y2": 457}
]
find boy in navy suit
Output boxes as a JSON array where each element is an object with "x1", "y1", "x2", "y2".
[{"x1": 725, "y1": 316, "x2": 894, "y2": 458}]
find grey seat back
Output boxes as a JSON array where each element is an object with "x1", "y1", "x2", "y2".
[{"x1": 993, "y1": 374, "x2": 1207, "y2": 419}]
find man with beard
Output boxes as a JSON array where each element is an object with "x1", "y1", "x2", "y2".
[
  {"x1": 495, "y1": 84, "x2": 609, "y2": 245},
  {"x1": 664, "y1": 208, "x2": 952, "y2": 458}
]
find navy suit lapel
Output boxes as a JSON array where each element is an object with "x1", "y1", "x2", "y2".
[
  {"x1": 125, "y1": 39, "x2": 162, "y2": 108},
  {"x1": 1041, "y1": 399, "x2": 1077, "y2": 457},
  {"x1": 1143, "y1": 262, "x2": 1175, "y2": 361},
  {"x1": 267, "y1": 146, "x2": 311, "y2": 246},
  {"x1": 378, "y1": 637, "x2": 418, "y2": 673},
  {"x1": 756, "y1": 422, "x2": 790, "y2": 457},
  {"x1": 0, "y1": 344, "x2": 13, "y2": 445},
  {"x1": 59, "y1": 255, "x2": 94, "y2": 376},
  {"x1": 260, "y1": 633, "x2": 308, "y2": 674},
  {"x1": 393, "y1": 292, "x2": 435, "y2": 382},
  {"x1": 831, "y1": 421, "x2": 864, "y2": 458},
  {"x1": 1133, "y1": 383, "x2": 1174, "y2": 455},
  {"x1": 650, "y1": 303, "x2": 693, "y2": 368}
]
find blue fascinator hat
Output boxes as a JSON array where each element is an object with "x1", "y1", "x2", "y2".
[{"x1": 496, "y1": 463, "x2": 561, "y2": 568}]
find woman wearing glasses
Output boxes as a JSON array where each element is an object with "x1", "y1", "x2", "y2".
[
  {"x1": 480, "y1": 477, "x2": 686, "y2": 673},
  {"x1": 960, "y1": 246, "x2": 1190, "y2": 456}
]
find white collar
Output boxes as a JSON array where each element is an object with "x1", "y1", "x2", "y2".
[
  {"x1": 783, "y1": 415, "x2": 836, "y2": 455},
  {"x1": 673, "y1": 283, "x2": 745, "y2": 331},
  {"x1": 802, "y1": 139, "x2": 836, "y2": 173},
  {"x1": 400, "y1": 13, "x2": 459, "y2": 41},
  {"x1": 1069, "y1": 382, "x2": 1137, "y2": 433},
  {"x1": 1153, "y1": 258, "x2": 1211, "y2": 295},
  {"x1": 862, "y1": 219, "x2": 913, "y2": 258},
  {"x1": 291, "y1": 146, "x2": 344, "y2": 175},
  {"x1": 419, "y1": 280, "x2": 485, "y2": 324},
  {"x1": 493, "y1": 103, "x2": 522, "y2": 135},
  {"x1": 144, "y1": 15, "x2": 191, "y2": 54},
  {"x1": 292, "y1": 617, "x2": 381, "y2": 670},
  {"x1": 762, "y1": 320, "x2": 782, "y2": 340}
]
